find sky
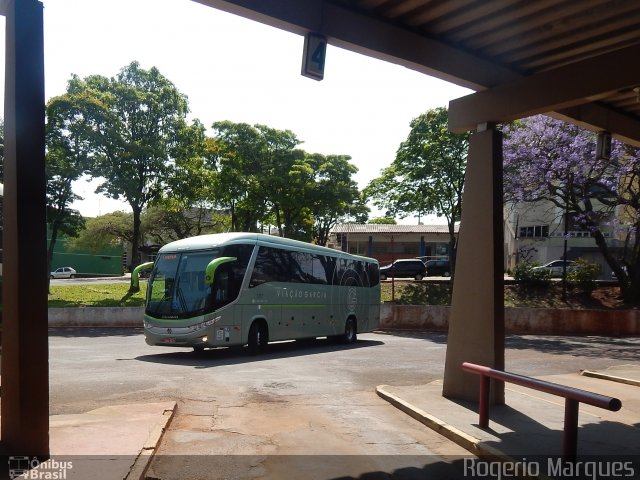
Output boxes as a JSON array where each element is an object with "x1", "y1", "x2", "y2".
[{"x1": 1, "y1": 0, "x2": 471, "y2": 222}]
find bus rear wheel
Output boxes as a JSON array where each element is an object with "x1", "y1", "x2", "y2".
[
  {"x1": 341, "y1": 318, "x2": 357, "y2": 344},
  {"x1": 248, "y1": 321, "x2": 268, "y2": 355}
]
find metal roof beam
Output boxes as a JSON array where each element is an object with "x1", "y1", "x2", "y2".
[
  {"x1": 193, "y1": 0, "x2": 520, "y2": 90},
  {"x1": 448, "y1": 43, "x2": 640, "y2": 135},
  {"x1": 554, "y1": 104, "x2": 640, "y2": 149},
  {"x1": 195, "y1": 1, "x2": 640, "y2": 146}
]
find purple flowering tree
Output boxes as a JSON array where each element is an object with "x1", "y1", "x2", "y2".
[{"x1": 503, "y1": 115, "x2": 640, "y2": 304}]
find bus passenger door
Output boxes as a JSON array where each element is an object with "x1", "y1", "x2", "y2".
[{"x1": 242, "y1": 284, "x2": 282, "y2": 341}]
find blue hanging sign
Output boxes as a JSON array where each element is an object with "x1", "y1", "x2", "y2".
[{"x1": 301, "y1": 32, "x2": 327, "y2": 81}]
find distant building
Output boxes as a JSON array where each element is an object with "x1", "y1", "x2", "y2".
[
  {"x1": 504, "y1": 201, "x2": 624, "y2": 278},
  {"x1": 328, "y1": 223, "x2": 459, "y2": 264}
]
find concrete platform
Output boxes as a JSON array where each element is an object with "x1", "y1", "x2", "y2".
[
  {"x1": 1, "y1": 402, "x2": 176, "y2": 480},
  {"x1": 377, "y1": 365, "x2": 640, "y2": 472}
]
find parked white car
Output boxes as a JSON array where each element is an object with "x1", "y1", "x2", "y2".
[
  {"x1": 50, "y1": 267, "x2": 77, "y2": 279},
  {"x1": 531, "y1": 260, "x2": 575, "y2": 278}
]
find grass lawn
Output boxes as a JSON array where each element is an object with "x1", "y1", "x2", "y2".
[
  {"x1": 48, "y1": 280, "x2": 626, "y2": 309},
  {"x1": 48, "y1": 282, "x2": 148, "y2": 308},
  {"x1": 381, "y1": 280, "x2": 626, "y2": 309}
]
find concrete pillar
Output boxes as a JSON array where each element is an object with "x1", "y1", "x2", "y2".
[
  {"x1": 1, "y1": 0, "x2": 49, "y2": 456},
  {"x1": 442, "y1": 124, "x2": 504, "y2": 404}
]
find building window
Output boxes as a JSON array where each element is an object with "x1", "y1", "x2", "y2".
[{"x1": 519, "y1": 225, "x2": 549, "y2": 238}]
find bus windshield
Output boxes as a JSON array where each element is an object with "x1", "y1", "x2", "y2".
[{"x1": 146, "y1": 244, "x2": 253, "y2": 319}]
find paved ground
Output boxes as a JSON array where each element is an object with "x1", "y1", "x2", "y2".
[
  {"x1": 47, "y1": 329, "x2": 640, "y2": 415},
  {"x1": 39, "y1": 329, "x2": 640, "y2": 478},
  {"x1": 3, "y1": 330, "x2": 638, "y2": 479}
]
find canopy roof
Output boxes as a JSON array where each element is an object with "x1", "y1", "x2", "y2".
[{"x1": 196, "y1": 0, "x2": 640, "y2": 145}]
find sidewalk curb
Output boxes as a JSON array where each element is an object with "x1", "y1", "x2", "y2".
[
  {"x1": 580, "y1": 370, "x2": 640, "y2": 387},
  {"x1": 126, "y1": 402, "x2": 177, "y2": 480},
  {"x1": 376, "y1": 385, "x2": 552, "y2": 479},
  {"x1": 376, "y1": 385, "x2": 505, "y2": 461}
]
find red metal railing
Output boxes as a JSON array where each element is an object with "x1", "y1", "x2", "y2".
[{"x1": 462, "y1": 362, "x2": 622, "y2": 460}]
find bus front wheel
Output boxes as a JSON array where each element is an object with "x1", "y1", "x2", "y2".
[
  {"x1": 248, "y1": 321, "x2": 268, "y2": 355},
  {"x1": 341, "y1": 318, "x2": 357, "y2": 344}
]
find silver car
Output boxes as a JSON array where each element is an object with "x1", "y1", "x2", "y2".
[
  {"x1": 50, "y1": 266, "x2": 77, "y2": 279},
  {"x1": 531, "y1": 260, "x2": 575, "y2": 278}
]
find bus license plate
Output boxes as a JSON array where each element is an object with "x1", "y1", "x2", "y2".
[{"x1": 162, "y1": 337, "x2": 176, "y2": 343}]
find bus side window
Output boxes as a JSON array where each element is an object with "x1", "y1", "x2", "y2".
[
  {"x1": 213, "y1": 270, "x2": 230, "y2": 304},
  {"x1": 368, "y1": 263, "x2": 380, "y2": 286},
  {"x1": 311, "y1": 254, "x2": 329, "y2": 284},
  {"x1": 321, "y1": 256, "x2": 337, "y2": 284},
  {"x1": 294, "y1": 251, "x2": 314, "y2": 283},
  {"x1": 356, "y1": 261, "x2": 370, "y2": 287},
  {"x1": 249, "y1": 246, "x2": 271, "y2": 287}
]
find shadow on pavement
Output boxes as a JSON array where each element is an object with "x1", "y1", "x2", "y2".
[
  {"x1": 134, "y1": 338, "x2": 384, "y2": 368},
  {"x1": 375, "y1": 330, "x2": 448, "y2": 344},
  {"x1": 505, "y1": 335, "x2": 640, "y2": 361},
  {"x1": 148, "y1": 455, "x2": 471, "y2": 480},
  {"x1": 377, "y1": 330, "x2": 640, "y2": 361}
]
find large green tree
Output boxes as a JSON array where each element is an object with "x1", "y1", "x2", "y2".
[
  {"x1": 45, "y1": 94, "x2": 100, "y2": 282},
  {"x1": 211, "y1": 121, "x2": 305, "y2": 234},
  {"x1": 142, "y1": 205, "x2": 230, "y2": 245},
  {"x1": 365, "y1": 107, "x2": 469, "y2": 269},
  {"x1": 67, "y1": 211, "x2": 134, "y2": 253},
  {"x1": 308, "y1": 153, "x2": 367, "y2": 245},
  {"x1": 151, "y1": 121, "x2": 227, "y2": 242},
  {"x1": 67, "y1": 62, "x2": 200, "y2": 274},
  {"x1": 211, "y1": 122, "x2": 275, "y2": 231},
  {"x1": 211, "y1": 121, "x2": 367, "y2": 242},
  {"x1": 368, "y1": 217, "x2": 397, "y2": 224},
  {"x1": 253, "y1": 128, "x2": 311, "y2": 240}
]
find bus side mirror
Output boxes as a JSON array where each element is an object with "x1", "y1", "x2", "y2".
[
  {"x1": 205, "y1": 257, "x2": 237, "y2": 285},
  {"x1": 131, "y1": 261, "x2": 154, "y2": 290}
]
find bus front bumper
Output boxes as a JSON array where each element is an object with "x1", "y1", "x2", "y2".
[{"x1": 144, "y1": 324, "x2": 242, "y2": 348}]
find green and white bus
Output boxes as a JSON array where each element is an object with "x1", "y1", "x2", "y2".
[{"x1": 141, "y1": 232, "x2": 380, "y2": 353}]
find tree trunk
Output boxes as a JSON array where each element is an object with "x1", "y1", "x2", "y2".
[
  {"x1": 46, "y1": 221, "x2": 60, "y2": 293},
  {"x1": 592, "y1": 229, "x2": 634, "y2": 301},
  {"x1": 448, "y1": 220, "x2": 457, "y2": 280},
  {"x1": 129, "y1": 206, "x2": 142, "y2": 292},
  {"x1": 317, "y1": 224, "x2": 330, "y2": 246},
  {"x1": 622, "y1": 256, "x2": 640, "y2": 304},
  {"x1": 624, "y1": 278, "x2": 640, "y2": 305},
  {"x1": 274, "y1": 205, "x2": 284, "y2": 237}
]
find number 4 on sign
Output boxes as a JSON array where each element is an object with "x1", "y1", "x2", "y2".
[{"x1": 302, "y1": 32, "x2": 327, "y2": 81}]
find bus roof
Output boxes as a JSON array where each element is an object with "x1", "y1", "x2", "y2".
[{"x1": 157, "y1": 232, "x2": 377, "y2": 263}]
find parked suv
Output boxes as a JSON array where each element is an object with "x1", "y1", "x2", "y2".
[
  {"x1": 425, "y1": 259, "x2": 451, "y2": 277},
  {"x1": 379, "y1": 259, "x2": 426, "y2": 281}
]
